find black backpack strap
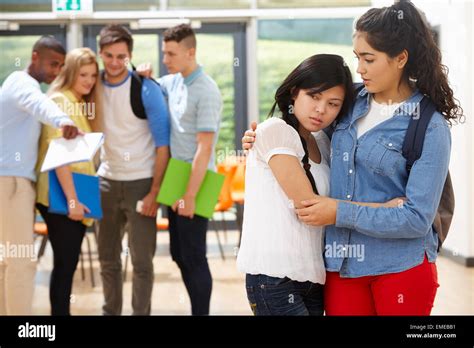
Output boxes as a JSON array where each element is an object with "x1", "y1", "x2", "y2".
[
  {"x1": 402, "y1": 97, "x2": 454, "y2": 251},
  {"x1": 402, "y1": 97, "x2": 437, "y2": 172},
  {"x1": 130, "y1": 63, "x2": 147, "y2": 119}
]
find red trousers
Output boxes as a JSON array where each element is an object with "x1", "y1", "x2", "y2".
[{"x1": 324, "y1": 255, "x2": 439, "y2": 315}]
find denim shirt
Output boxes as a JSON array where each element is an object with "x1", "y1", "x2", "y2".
[{"x1": 325, "y1": 87, "x2": 451, "y2": 278}]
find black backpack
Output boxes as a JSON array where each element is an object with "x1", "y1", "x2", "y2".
[
  {"x1": 402, "y1": 96, "x2": 455, "y2": 251},
  {"x1": 101, "y1": 64, "x2": 161, "y2": 120}
]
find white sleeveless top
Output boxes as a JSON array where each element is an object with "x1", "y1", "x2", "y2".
[{"x1": 236, "y1": 117, "x2": 330, "y2": 284}]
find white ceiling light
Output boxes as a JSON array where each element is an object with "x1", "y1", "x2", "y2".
[
  {"x1": 130, "y1": 19, "x2": 201, "y2": 30},
  {"x1": 0, "y1": 21, "x2": 19, "y2": 31}
]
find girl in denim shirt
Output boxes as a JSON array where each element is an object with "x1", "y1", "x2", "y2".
[
  {"x1": 243, "y1": 1, "x2": 463, "y2": 315},
  {"x1": 294, "y1": 2, "x2": 463, "y2": 315}
]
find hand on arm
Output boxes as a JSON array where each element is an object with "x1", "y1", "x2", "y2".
[
  {"x1": 136, "y1": 62, "x2": 153, "y2": 79},
  {"x1": 331, "y1": 120, "x2": 450, "y2": 239},
  {"x1": 295, "y1": 196, "x2": 407, "y2": 227},
  {"x1": 242, "y1": 122, "x2": 257, "y2": 153}
]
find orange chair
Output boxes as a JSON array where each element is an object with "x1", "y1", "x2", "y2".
[
  {"x1": 228, "y1": 156, "x2": 246, "y2": 246},
  {"x1": 215, "y1": 163, "x2": 237, "y2": 210},
  {"x1": 209, "y1": 162, "x2": 238, "y2": 260},
  {"x1": 156, "y1": 217, "x2": 169, "y2": 231},
  {"x1": 226, "y1": 156, "x2": 245, "y2": 204}
]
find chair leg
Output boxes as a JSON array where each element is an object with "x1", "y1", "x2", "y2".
[
  {"x1": 79, "y1": 248, "x2": 85, "y2": 281},
  {"x1": 221, "y1": 211, "x2": 228, "y2": 244},
  {"x1": 85, "y1": 234, "x2": 95, "y2": 288},
  {"x1": 37, "y1": 235, "x2": 48, "y2": 260},
  {"x1": 211, "y1": 219, "x2": 225, "y2": 261},
  {"x1": 93, "y1": 221, "x2": 99, "y2": 247},
  {"x1": 236, "y1": 204, "x2": 243, "y2": 247}
]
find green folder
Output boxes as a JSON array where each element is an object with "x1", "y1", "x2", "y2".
[{"x1": 156, "y1": 158, "x2": 225, "y2": 219}]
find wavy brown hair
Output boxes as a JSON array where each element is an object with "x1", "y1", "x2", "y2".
[{"x1": 355, "y1": 1, "x2": 463, "y2": 125}]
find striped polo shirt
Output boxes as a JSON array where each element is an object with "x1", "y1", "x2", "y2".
[{"x1": 159, "y1": 65, "x2": 222, "y2": 170}]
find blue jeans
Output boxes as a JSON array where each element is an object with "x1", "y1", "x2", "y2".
[{"x1": 245, "y1": 274, "x2": 324, "y2": 316}]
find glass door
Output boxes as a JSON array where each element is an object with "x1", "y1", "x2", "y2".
[{"x1": 83, "y1": 23, "x2": 248, "y2": 156}]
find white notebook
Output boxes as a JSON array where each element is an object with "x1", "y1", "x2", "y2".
[{"x1": 40, "y1": 132, "x2": 104, "y2": 172}]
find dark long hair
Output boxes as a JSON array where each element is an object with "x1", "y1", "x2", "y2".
[
  {"x1": 355, "y1": 1, "x2": 463, "y2": 125},
  {"x1": 268, "y1": 54, "x2": 353, "y2": 194}
]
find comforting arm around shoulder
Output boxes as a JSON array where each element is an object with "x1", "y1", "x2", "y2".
[
  {"x1": 255, "y1": 119, "x2": 317, "y2": 209},
  {"x1": 142, "y1": 79, "x2": 170, "y2": 148}
]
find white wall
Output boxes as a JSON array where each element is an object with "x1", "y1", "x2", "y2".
[{"x1": 413, "y1": 0, "x2": 474, "y2": 261}]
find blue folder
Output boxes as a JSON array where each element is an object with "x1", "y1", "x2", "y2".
[{"x1": 48, "y1": 171, "x2": 103, "y2": 219}]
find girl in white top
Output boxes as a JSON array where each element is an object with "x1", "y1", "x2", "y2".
[{"x1": 237, "y1": 54, "x2": 354, "y2": 315}]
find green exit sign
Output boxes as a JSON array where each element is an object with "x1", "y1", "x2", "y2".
[{"x1": 52, "y1": 0, "x2": 93, "y2": 15}]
